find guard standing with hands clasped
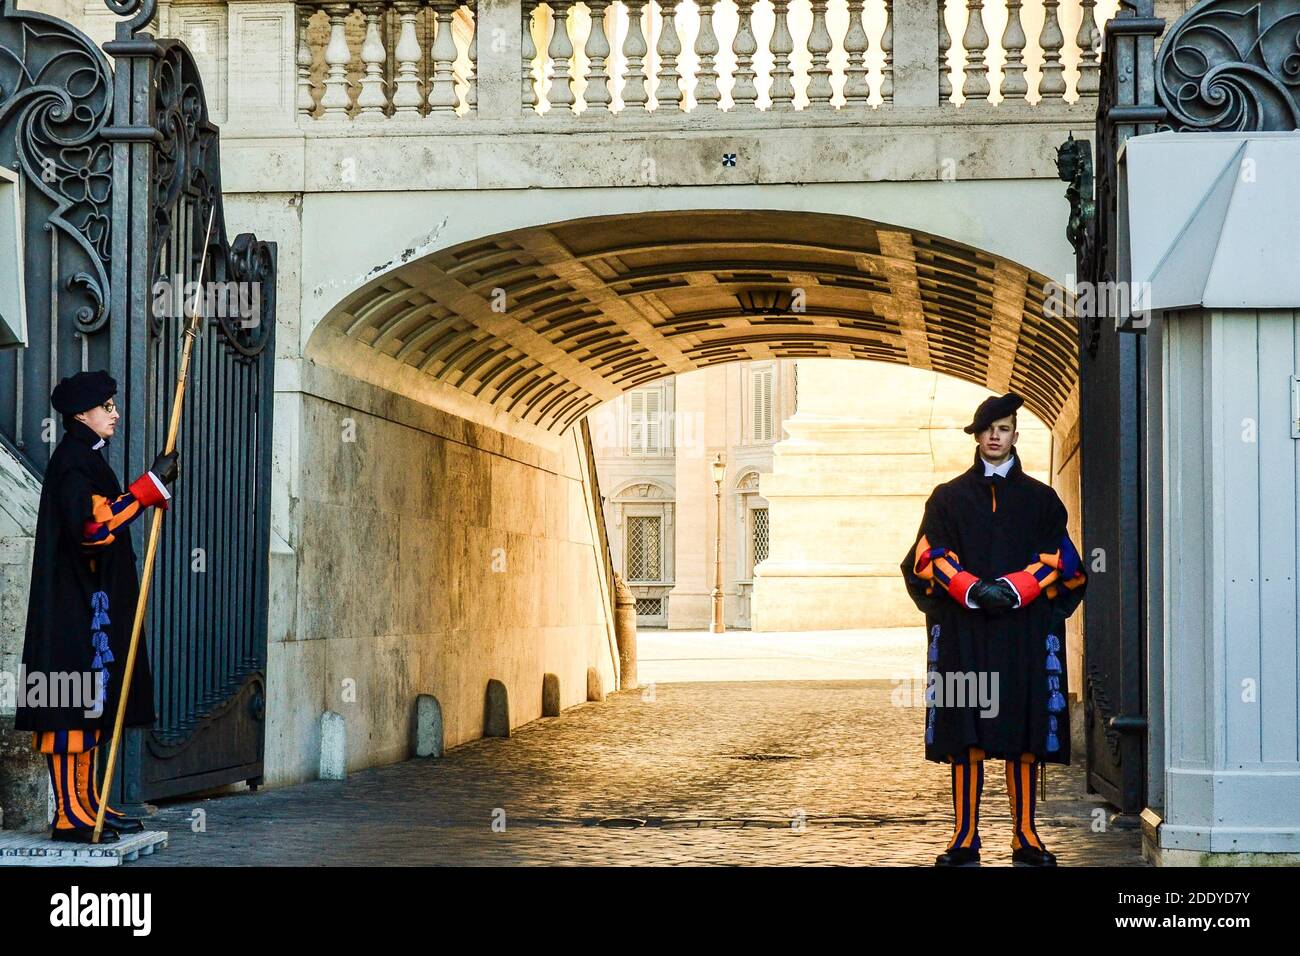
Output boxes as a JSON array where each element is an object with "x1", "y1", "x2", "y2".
[
  {"x1": 900, "y1": 392, "x2": 1086, "y2": 867},
  {"x1": 14, "y1": 370, "x2": 179, "y2": 843}
]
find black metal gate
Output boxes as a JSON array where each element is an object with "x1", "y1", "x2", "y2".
[
  {"x1": 1056, "y1": 0, "x2": 1166, "y2": 815},
  {"x1": 0, "y1": 0, "x2": 276, "y2": 803}
]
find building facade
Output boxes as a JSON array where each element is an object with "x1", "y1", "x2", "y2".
[
  {"x1": 590, "y1": 358, "x2": 795, "y2": 629},
  {"x1": 593, "y1": 359, "x2": 1054, "y2": 632}
]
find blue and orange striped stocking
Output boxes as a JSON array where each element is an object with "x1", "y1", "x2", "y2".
[
  {"x1": 946, "y1": 746, "x2": 985, "y2": 852},
  {"x1": 34, "y1": 731, "x2": 99, "y2": 831},
  {"x1": 1006, "y1": 753, "x2": 1045, "y2": 850}
]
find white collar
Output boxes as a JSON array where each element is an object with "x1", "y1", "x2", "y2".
[
  {"x1": 981, "y1": 454, "x2": 1015, "y2": 477},
  {"x1": 92, "y1": 438, "x2": 105, "y2": 450}
]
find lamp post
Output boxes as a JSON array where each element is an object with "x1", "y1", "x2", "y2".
[{"x1": 710, "y1": 453, "x2": 726, "y2": 633}]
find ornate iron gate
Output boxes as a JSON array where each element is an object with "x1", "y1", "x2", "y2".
[{"x1": 0, "y1": 0, "x2": 276, "y2": 803}]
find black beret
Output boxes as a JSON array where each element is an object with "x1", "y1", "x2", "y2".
[
  {"x1": 50, "y1": 370, "x2": 117, "y2": 415},
  {"x1": 963, "y1": 392, "x2": 1024, "y2": 435}
]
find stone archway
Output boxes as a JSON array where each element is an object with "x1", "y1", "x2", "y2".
[
  {"x1": 309, "y1": 209, "x2": 1079, "y2": 446},
  {"x1": 297, "y1": 207, "x2": 1084, "y2": 775}
]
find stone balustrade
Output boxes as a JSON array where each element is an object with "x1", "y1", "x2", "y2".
[
  {"x1": 297, "y1": 1, "x2": 479, "y2": 119},
  {"x1": 293, "y1": 0, "x2": 1107, "y2": 121}
]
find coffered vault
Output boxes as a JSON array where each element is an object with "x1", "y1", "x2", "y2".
[{"x1": 314, "y1": 210, "x2": 1079, "y2": 435}]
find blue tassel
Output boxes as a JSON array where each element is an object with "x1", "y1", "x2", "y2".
[
  {"x1": 1046, "y1": 732, "x2": 1059, "y2": 752},
  {"x1": 91, "y1": 591, "x2": 109, "y2": 613},
  {"x1": 90, "y1": 629, "x2": 114, "y2": 671},
  {"x1": 1048, "y1": 691, "x2": 1066, "y2": 713},
  {"x1": 925, "y1": 725, "x2": 934, "y2": 744},
  {"x1": 928, "y1": 639, "x2": 939, "y2": 663},
  {"x1": 93, "y1": 630, "x2": 113, "y2": 663},
  {"x1": 1046, "y1": 651, "x2": 1061, "y2": 673},
  {"x1": 1045, "y1": 633, "x2": 1060, "y2": 653}
]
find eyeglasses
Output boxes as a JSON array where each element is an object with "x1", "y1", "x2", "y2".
[{"x1": 100, "y1": 400, "x2": 118, "y2": 414}]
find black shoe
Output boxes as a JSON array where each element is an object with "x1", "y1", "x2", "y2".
[
  {"x1": 1012, "y1": 845, "x2": 1057, "y2": 866},
  {"x1": 102, "y1": 814, "x2": 145, "y2": 834},
  {"x1": 51, "y1": 827, "x2": 119, "y2": 844},
  {"x1": 935, "y1": 846, "x2": 981, "y2": 866}
]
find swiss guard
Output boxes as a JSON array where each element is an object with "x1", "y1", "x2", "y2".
[
  {"x1": 14, "y1": 370, "x2": 178, "y2": 842},
  {"x1": 900, "y1": 392, "x2": 1085, "y2": 867}
]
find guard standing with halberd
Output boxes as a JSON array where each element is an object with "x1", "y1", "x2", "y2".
[
  {"x1": 15, "y1": 370, "x2": 179, "y2": 842},
  {"x1": 900, "y1": 392, "x2": 1086, "y2": 867}
]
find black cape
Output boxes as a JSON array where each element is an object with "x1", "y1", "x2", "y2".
[
  {"x1": 15, "y1": 419, "x2": 155, "y2": 731},
  {"x1": 900, "y1": 447, "x2": 1085, "y2": 765}
]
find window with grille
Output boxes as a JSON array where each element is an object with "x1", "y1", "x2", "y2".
[
  {"x1": 627, "y1": 386, "x2": 664, "y2": 455},
  {"x1": 752, "y1": 507, "x2": 769, "y2": 570},
  {"x1": 752, "y1": 366, "x2": 774, "y2": 441},
  {"x1": 635, "y1": 597, "x2": 664, "y2": 617},
  {"x1": 626, "y1": 515, "x2": 663, "y2": 582}
]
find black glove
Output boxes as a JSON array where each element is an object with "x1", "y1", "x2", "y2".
[
  {"x1": 970, "y1": 578, "x2": 1017, "y2": 612},
  {"x1": 150, "y1": 450, "x2": 180, "y2": 486}
]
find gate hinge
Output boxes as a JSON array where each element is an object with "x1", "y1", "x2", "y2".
[{"x1": 1291, "y1": 377, "x2": 1300, "y2": 439}]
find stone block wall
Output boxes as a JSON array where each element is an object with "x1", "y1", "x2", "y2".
[{"x1": 263, "y1": 357, "x2": 619, "y2": 786}]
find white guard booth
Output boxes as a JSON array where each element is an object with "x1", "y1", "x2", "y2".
[{"x1": 1121, "y1": 131, "x2": 1300, "y2": 865}]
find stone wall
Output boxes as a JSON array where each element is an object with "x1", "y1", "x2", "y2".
[
  {"x1": 0, "y1": 442, "x2": 44, "y2": 828},
  {"x1": 263, "y1": 355, "x2": 620, "y2": 786}
]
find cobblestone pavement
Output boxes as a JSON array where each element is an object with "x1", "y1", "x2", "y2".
[{"x1": 138, "y1": 680, "x2": 1147, "y2": 866}]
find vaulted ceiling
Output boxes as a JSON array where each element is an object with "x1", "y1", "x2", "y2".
[{"x1": 318, "y1": 210, "x2": 1079, "y2": 434}]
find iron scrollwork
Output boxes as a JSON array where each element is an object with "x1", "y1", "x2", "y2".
[
  {"x1": 1156, "y1": 0, "x2": 1300, "y2": 132},
  {"x1": 0, "y1": 0, "x2": 113, "y2": 333},
  {"x1": 149, "y1": 39, "x2": 273, "y2": 357}
]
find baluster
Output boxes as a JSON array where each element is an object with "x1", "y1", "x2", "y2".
[
  {"x1": 938, "y1": 0, "x2": 951, "y2": 102},
  {"x1": 622, "y1": 0, "x2": 650, "y2": 109},
  {"x1": 1038, "y1": 0, "x2": 1066, "y2": 99},
  {"x1": 392, "y1": 3, "x2": 424, "y2": 117},
  {"x1": 465, "y1": 8, "x2": 478, "y2": 110},
  {"x1": 585, "y1": 0, "x2": 613, "y2": 110},
  {"x1": 842, "y1": 0, "x2": 869, "y2": 107},
  {"x1": 880, "y1": 0, "x2": 893, "y2": 105},
  {"x1": 547, "y1": 1, "x2": 576, "y2": 109},
  {"x1": 655, "y1": 0, "x2": 683, "y2": 110},
  {"x1": 694, "y1": 0, "x2": 720, "y2": 109},
  {"x1": 523, "y1": 2, "x2": 538, "y2": 111},
  {"x1": 357, "y1": 3, "x2": 389, "y2": 119},
  {"x1": 428, "y1": 0, "x2": 460, "y2": 112},
  {"x1": 960, "y1": 0, "x2": 989, "y2": 102},
  {"x1": 320, "y1": 4, "x2": 354, "y2": 120},
  {"x1": 999, "y1": 0, "x2": 1027, "y2": 100},
  {"x1": 806, "y1": 0, "x2": 833, "y2": 108},
  {"x1": 769, "y1": 0, "x2": 795, "y2": 111},
  {"x1": 296, "y1": 8, "x2": 315, "y2": 118},
  {"x1": 731, "y1": 0, "x2": 758, "y2": 109},
  {"x1": 1076, "y1": 0, "x2": 1100, "y2": 96}
]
